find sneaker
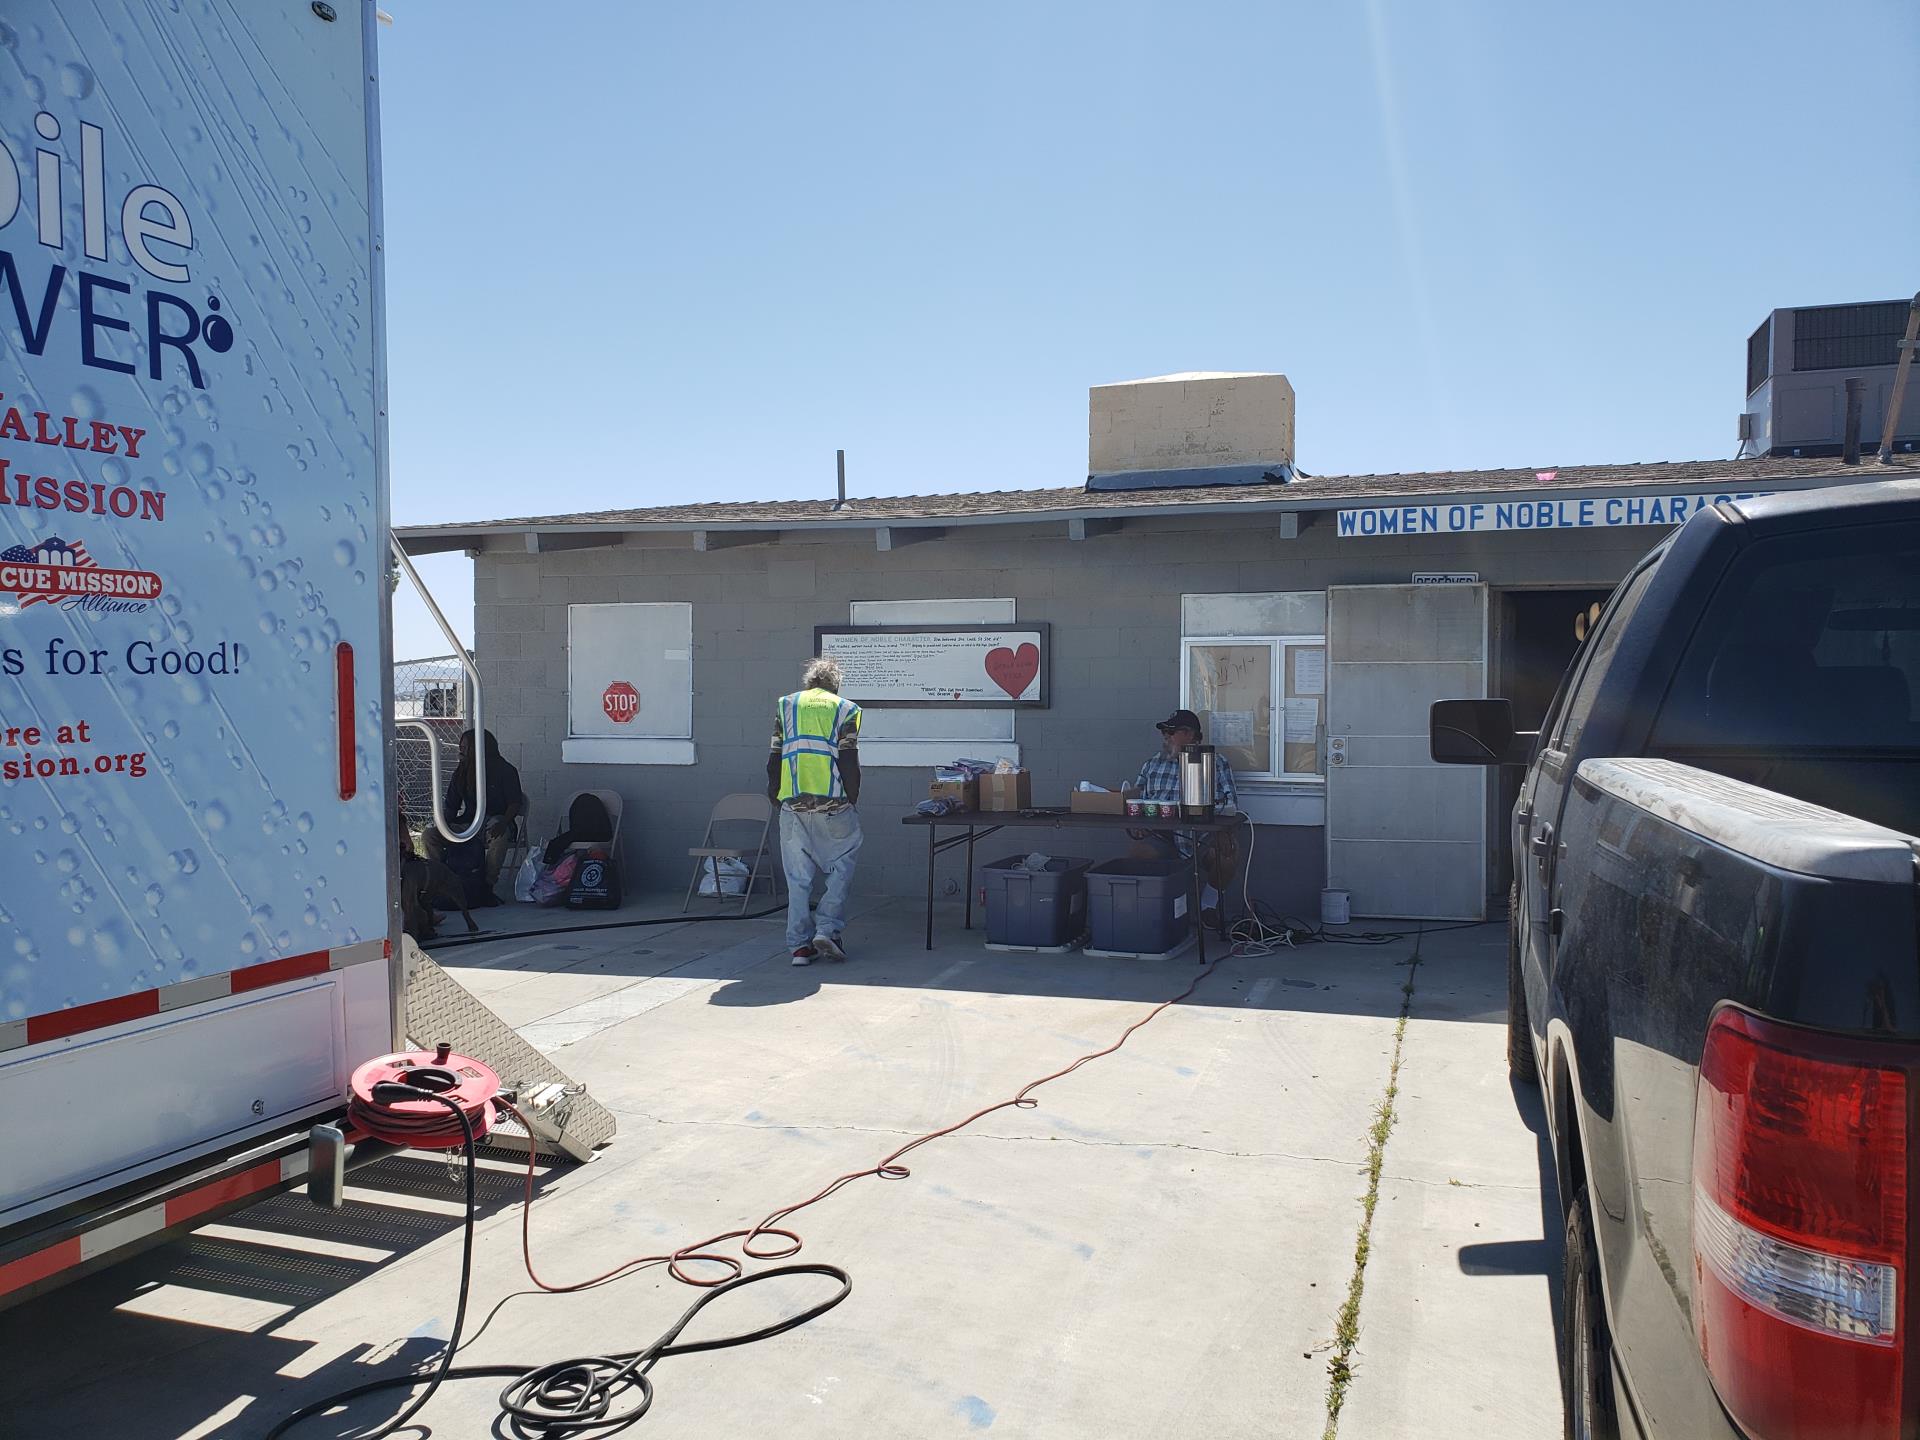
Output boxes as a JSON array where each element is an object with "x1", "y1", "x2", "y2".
[
  {"x1": 791, "y1": 946, "x2": 815, "y2": 966},
  {"x1": 811, "y1": 933, "x2": 846, "y2": 962}
]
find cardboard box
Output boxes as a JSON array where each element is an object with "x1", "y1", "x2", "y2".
[
  {"x1": 978, "y1": 770, "x2": 1033, "y2": 812},
  {"x1": 1069, "y1": 783, "x2": 1142, "y2": 816},
  {"x1": 929, "y1": 773, "x2": 978, "y2": 809}
]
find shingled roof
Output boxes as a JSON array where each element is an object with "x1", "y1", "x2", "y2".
[{"x1": 396, "y1": 454, "x2": 1920, "y2": 549}]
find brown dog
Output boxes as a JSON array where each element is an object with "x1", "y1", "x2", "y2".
[
  {"x1": 401, "y1": 855, "x2": 478, "y2": 940},
  {"x1": 397, "y1": 803, "x2": 477, "y2": 940}
]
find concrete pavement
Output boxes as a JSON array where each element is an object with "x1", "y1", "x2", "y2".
[
  {"x1": 1339, "y1": 923, "x2": 1566, "y2": 1438},
  {"x1": 0, "y1": 900, "x2": 1563, "y2": 1438}
]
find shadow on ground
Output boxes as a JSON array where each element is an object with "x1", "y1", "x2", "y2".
[
  {"x1": 0, "y1": 1151, "x2": 564, "y2": 1440},
  {"x1": 1456, "y1": 1075, "x2": 1566, "y2": 1362},
  {"x1": 432, "y1": 894, "x2": 1510, "y2": 1024}
]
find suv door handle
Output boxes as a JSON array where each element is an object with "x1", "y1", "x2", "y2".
[{"x1": 1531, "y1": 823, "x2": 1554, "y2": 855}]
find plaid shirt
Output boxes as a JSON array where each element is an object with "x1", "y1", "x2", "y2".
[{"x1": 1134, "y1": 750, "x2": 1238, "y2": 810}]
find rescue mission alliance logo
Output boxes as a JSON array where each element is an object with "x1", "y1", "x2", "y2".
[{"x1": 0, "y1": 536, "x2": 162, "y2": 615}]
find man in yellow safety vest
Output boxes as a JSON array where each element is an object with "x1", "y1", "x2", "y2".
[{"x1": 766, "y1": 657, "x2": 864, "y2": 966}]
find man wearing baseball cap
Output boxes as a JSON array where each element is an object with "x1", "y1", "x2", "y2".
[{"x1": 1132, "y1": 709, "x2": 1239, "y2": 925}]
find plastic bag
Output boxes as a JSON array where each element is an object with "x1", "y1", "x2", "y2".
[
  {"x1": 566, "y1": 848, "x2": 621, "y2": 909},
  {"x1": 533, "y1": 852, "x2": 578, "y2": 907},
  {"x1": 512, "y1": 842, "x2": 544, "y2": 904},
  {"x1": 698, "y1": 857, "x2": 750, "y2": 897}
]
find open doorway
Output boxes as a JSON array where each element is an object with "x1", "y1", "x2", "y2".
[{"x1": 1493, "y1": 587, "x2": 1613, "y2": 894}]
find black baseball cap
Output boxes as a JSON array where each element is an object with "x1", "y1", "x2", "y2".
[{"x1": 1156, "y1": 709, "x2": 1202, "y2": 735}]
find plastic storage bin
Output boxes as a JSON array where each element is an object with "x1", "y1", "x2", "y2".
[
  {"x1": 980, "y1": 855, "x2": 1092, "y2": 949},
  {"x1": 1086, "y1": 857, "x2": 1193, "y2": 956}
]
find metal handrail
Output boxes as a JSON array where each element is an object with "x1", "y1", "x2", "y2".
[{"x1": 391, "y1": 536, "x2": 485, "y2": 844}]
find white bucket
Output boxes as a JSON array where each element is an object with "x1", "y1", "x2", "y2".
[{"x1": 1320, "y1": 888, "x2": 1352, "y2": 927}]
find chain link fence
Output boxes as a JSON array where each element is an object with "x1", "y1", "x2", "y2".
[{"x1": 393, "y1": 653, "x2": 468, "y2": 823}]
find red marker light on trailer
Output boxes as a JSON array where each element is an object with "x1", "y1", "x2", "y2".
[{"x1": 335, "y1": 642, "x2": 355, "y2": 800}]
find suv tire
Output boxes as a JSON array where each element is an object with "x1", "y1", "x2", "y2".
[{"x1": 1563, "y1": 1192, "x2": 1620, "y2": 1440}]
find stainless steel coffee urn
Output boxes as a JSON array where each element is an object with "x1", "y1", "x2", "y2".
[{"x1": 1179, "y1": 744, "x2": 1216, "y2": 822}]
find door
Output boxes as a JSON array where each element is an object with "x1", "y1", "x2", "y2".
[{"x1": 1326, "y1": 584, "x2": 1488, "y2": 919}]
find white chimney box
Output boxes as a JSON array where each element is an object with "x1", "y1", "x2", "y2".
[{"x1": 1089, "y1": 371, "x2": 1295, "y2": 474}]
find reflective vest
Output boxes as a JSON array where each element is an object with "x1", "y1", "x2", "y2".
[{"x1": 776, "y1": 688, "x2": 861, "y2": 802}]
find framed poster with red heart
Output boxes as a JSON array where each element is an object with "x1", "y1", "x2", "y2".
[{"x1": 813, "y1": 624, "x2": 1050, "y2": 707}]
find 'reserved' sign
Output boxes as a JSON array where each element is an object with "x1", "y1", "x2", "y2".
[{"x1": 815, "y1": 624, "x2": 1050, "y2": 707}]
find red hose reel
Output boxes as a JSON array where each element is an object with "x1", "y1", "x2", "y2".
[{"x1": 349, "y1": 1043, "x2": 501, "y2": 1149}]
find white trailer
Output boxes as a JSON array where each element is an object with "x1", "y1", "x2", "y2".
[{"x1": 0, "y1": 0, "x2": 408, "y2": 1305}]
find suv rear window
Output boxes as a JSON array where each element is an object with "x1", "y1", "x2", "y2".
[{"x1": 1651, "y1": 522, "x2": 1920, "y2": 751}]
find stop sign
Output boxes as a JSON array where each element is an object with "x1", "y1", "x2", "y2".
[{"x1": 602, "y1": 681, "x2": 639, "y2": 724}]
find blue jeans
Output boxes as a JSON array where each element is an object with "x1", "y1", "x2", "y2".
[{"x1": 780, "y1": 805, "x2": 863, "y2": 949}]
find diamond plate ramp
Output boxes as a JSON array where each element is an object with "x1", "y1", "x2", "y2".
[{"x1": 401, "y1": 936, "x2": 618, "y2": 1157}]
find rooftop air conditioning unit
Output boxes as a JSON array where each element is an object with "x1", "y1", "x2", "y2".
[{"x1": 1746, "y1": 300, "x2": 1919, "y2": 457}]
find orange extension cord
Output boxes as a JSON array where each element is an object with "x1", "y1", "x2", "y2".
[
  {"x1": 270, "y1": 955, "x2": 1231, "y2": 1438},
  {"x1": 500, "y1": 950, "x2": 1228, "y2": 1294}
]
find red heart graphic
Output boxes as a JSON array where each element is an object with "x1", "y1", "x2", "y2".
[{"x1": 985, "y1": 642, "x2": 1040, "y2": 699}]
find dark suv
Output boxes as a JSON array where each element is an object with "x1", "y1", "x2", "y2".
[{"x1": 1432, "y1": 480, "x2": 1920, "y2": 1439}]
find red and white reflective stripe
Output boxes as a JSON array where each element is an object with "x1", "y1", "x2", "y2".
[
  {"x1": 0, "y1": 939, "x2": 390, "y2": 1054},
  {"x1": 0, "y1": 1151, "x2": 308, "y2": 1301}
]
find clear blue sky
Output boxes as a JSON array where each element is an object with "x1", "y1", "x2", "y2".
[{"x1": 380, "y1": 0, "x2": 1918, "y2": 658}]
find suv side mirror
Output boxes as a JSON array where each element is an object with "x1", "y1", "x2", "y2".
[{"x1": 1430, "y1": 699, "x2": 1534, "y2": 766}]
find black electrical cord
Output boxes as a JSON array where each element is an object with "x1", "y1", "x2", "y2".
[
  {"x1": 425, "y1": 904, "x2": 784, "y2": 950},
  {"x1": 264, "y1": 1082, "x2": 479, "y2": 1440},
  {"x1": 1256, "y1": 899, "x2": 1499, "y2": 947},
  {"x1": 264, "y1": 1081, "x2": 851, "y2": 1440},
  {"x1": 489, "y1": 1264, "x2": 850, "y2": 1436}
]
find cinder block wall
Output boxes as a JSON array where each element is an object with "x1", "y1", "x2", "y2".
[{"x1": 472, "y1": 514, "x2": 1649, "y2": 916}]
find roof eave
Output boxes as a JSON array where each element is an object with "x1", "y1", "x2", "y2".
[{"x1": 392, "y1": 467, "x2": 1876, "y2": 554}]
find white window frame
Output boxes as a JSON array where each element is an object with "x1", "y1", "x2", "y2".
[
  {"x1": 1180, "y1": 633, "x2": 1327, "y2": 786},
  {"x1": 845, "y1": 598, "x2": 1020, "y2": 768},
  {"x1": 561, "y1": 602, "x2": 696, "y2": 766}
]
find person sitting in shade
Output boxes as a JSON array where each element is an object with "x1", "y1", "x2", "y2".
[
  {"x1": 1131, "y1": 708, "x2": 1239, "y2": 928},
  {"x1": 423, "y1": 728, "x2": 524, "y2": 907}
]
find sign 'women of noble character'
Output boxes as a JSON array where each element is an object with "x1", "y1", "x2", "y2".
[
  {"x1": 815, "y1": 625, "x2": 1051, "y2": 707},
  {"x1": 1336, "y1": 489, "x2": 1773, "y2": 537}
]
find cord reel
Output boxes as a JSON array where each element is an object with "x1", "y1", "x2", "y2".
[{"x1": 348, "y1": 1042, "x2": 501, "y2": 1149}]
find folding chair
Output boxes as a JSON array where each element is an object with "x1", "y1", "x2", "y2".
[
  {"x1": 683, "y1": 793, "x2": 780, "y2": 915},
  {"x1": 559, "y1": 789, "x2": 624, "y2": 860}
]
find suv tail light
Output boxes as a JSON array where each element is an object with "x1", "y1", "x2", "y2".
[{"x1": 1693, "y1": 1008, "x2": 1910, "y2": 1439}]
